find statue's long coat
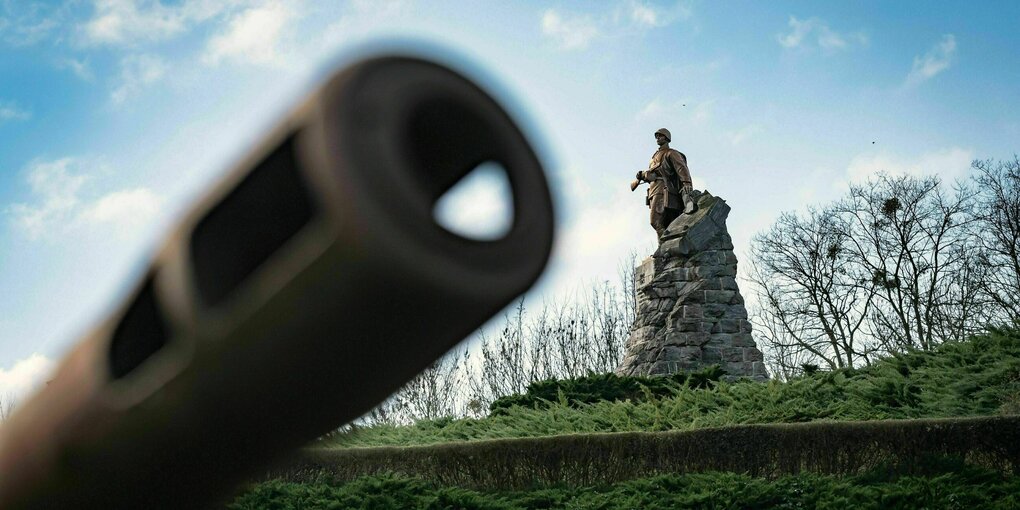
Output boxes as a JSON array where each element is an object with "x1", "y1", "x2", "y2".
[{"x1": 642, "y1": 147, "x2": 691, "y2": 212}]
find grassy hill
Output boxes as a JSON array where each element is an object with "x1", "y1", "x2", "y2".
[
  {"x1": 228, "y1": 328, "x2": 1020, "y2": 508},
  {"x1": 230, "y1": 467, "x2": 1020, "y2": 510},
  {"x1": 323, "y1": 327, "x2": 1020, "y2": 448}
]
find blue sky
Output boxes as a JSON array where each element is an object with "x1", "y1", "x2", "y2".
[{"x1": 0, "y1": 0, "x2": 1018, "y2": 399}]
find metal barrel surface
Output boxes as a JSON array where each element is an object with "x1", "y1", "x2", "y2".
[{"x1": 0, "y1": 54, "x2": 554, "y2": 509}]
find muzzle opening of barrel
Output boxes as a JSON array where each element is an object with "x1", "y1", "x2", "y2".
[{"x1": 404, "y1": 94, "x2": 516, "y2": 240}]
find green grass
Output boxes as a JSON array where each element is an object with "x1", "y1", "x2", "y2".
[
  {"x1": 232, "y1": 330, "x2": 1020, "y2": 507},
  {"x1": 278, "y1": 416, "x2": 1020, "y2": 489},
  {"x1": 488, "y1": 365, "x2": 726, "y2": 415},
  {"x1": 230, "y1": 463, "x2": 1020, "y2": 510},
  {"x1": 324, "y1": 328, "x2": 1020, "y2": 448}
]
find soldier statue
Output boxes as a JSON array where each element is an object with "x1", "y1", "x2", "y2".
[{"x1": 630, "y1": 128, "x2": 694, "y2": 240}]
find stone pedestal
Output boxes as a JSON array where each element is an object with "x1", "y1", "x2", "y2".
[{"x1": 616, "y1": 191, "x2": 768, "y2": 381}]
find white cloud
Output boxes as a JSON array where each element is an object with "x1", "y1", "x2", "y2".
[
  {"x1": 8, "y1": 18, "x2": 58, "y2": 45},
  {"x1": 8, "y1": 158, "x2": 89, "y2": 239},
  {"x1": 58, "y1": 57, "x2": 95, "y2": 81},
  {"x1": 551, "y1": 184, "x2": 654, "y2": 293},
  {"x1": 203, "y1": 1, "x2": 295, "y2": 66},
  {"x1": 0, "y1": 354, "x2": 55, "y2": 405},
  {"x1": 0, "y1": 101, "x2": 30, "y2": 123},
  {"x1": 627, "y1": 1, "x2": 691, "y2": 28},
  {"x1": 84, "y1": 0, "x2": 186, "y2": 44},
  {"x1": 630, "y1": 3, "x2": 660, "y2": 27},
  {"x1": 81, "y1": 0, "x2": 239, "y2": 45},
  {"x1": 637, "y1": 98, "x2": 714, "y2": 127},
  {"x1": 638, "y1": 99, "x2": 666, "y2": 118},
  {"x1": 845, "y1": 147, "x2": 973, "y2": 184},
  {"x1": 7, "y1": 157, "x2": 164, "y2": 240},
  {"x1": 555, "y1": 164, "x2": 593, "y2": 199},
  {"x1": 777, "y1": 16, "x2": 867, "y2": 52},
  {"x1": 777, "y1": 16, "x2": 812, "y2": 48},
  {"x1": 0, "y1": 2, "x2": 65, "y2": 46},
  {"x1": 111, "y1": 54, "x2": 167, "y2": 104},
  {"x1": 182, "y1": 0, "x2": 249, "y2": 20},
  {"x1": 541, "y1": 3, "x2": 691, "y2": 52},
  {"x1": 817, "y1": 26, "x2": 848, "y2": 50},
  {"x1": 905, "y1": 34, "x2": 956, "y2": 87},
  {"x1": 541, "y1": 9, "x2": 599, "y2": 50},
  {"x1": 788, "y1": 166, "x2": 842, "y2": 205},
  {"x1": 80, "y1": 188, "x2": 164, "y2": 233},
  {"x1": 729, "y1": 124, "x2": 762, "y2": 146},
  {"x1": 564, "y1": 195, "x2": 646, "y2": 262},
  {"x1": 320, "y1": 0, "x2": 409, "y2": 42}
]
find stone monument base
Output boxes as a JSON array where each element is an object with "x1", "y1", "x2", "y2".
[{"x1": 617, "y1": 191, "x2": 768, "y2": 381}]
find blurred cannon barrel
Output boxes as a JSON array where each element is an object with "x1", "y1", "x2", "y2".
[{"x1": 0, "y1": 54, "x2": 555, "y2": 509}]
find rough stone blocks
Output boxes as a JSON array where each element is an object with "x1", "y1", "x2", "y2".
[
  {"x1": 730, "y1": 333, "x2": 757, "y2": 347},
  {"x1": 743, "y1": 348, "x2": 764, "y2": 362},
  {"x1": 717, "y1": 319, "x2": 741, "y2": 333},
  {"x1": 702, "y1": 303, "x2": 729, "y2": 318},
  {"x1": 666, "y1": 331, "x2": 709, "y2": 346},
  {"x1": 705, "y1": 290, "x2": 736, "y2": 304},
  {"x1": 677, "y1": 320, "x2": 702, "y2": 333},
  {"x1": 681, "y1": 305, "x2": 703, "y2": 319},
  {"x1": 722, "y1": 347, "x2": 744, "y2": 362},
  {"x1": 752, "y1": 362, "x2": 768, "y2": 376},
  {"x1": 617, "y1": 192, "x2": 768, "y2": 381}
]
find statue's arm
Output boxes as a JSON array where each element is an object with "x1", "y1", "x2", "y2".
[
  {"x1": 670, "y1": 151, "x2": 693, "y2": 190},
  {"x1": 640, "y1": 165, "x2": 660, "y2": 182}
]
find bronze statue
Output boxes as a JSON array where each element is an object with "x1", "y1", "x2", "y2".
[{"x1": 630, "y1": 128, "x2": 694, "y2": 240}]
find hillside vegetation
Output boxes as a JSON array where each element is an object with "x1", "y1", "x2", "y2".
[
  {"x1": 228, "y1": 329, "x2": 1020, "y2": 508},
  {"x1": 229, "y1": 161, "x2": 1020, "y2": 507},
  {"x1": 231, "y1": 465, "x2": 1020, "y2": 510},
  {"x1": 281, "y1": 416, "x2": 1018, "y2": 489},
  {"x1": 324, "y1": 328, "x2": 1020, "y2": 449}
]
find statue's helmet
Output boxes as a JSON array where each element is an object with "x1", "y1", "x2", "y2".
[{"x1": 655, "y1": 128, "x2": 671, "y2": 142}]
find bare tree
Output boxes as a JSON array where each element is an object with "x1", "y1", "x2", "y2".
[
  {"x1": 390, "y1": 348, "x2": 469, "y2": 422},
  {"x1": 456, "y1": 273, "x2": 636, "y2": 409},
  {"x1": 839, "y1": 174, "x2": 980, "y2": 351},
  {"x1": 749, "y1": 206, "x2": 876, "y2": 370},
  {"x1": 359, "y1": 261, "x2": 637, "y2": 423},
  {"x1": 752, "y1": 298, "x2": 829, "y2": 381},
  {"x1": 619, "y1": 252, "x2": 639, "y2": 330},
  {"x1": 750, "y1": 172, "x2": 986, "y2": 375},
  {"x1": 537, "y1": 282, "x2": 632, "y2": 379},
  {"x1": 467, "y1": 299, "x2": 551, "y2": 408},
  {"x1": 973, "y1": 156, "x2": 1020, "y2": 324},
  {"x1": 586, "y1": 280, "x2": 631, "y2": 373},
  {"x1": 358, "y1": 160, "x2": 1015, "y2": 425},
  {"x1": 540, "y1": 293, "x2": 596, "y2": 379}
]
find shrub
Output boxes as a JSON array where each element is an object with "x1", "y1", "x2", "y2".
[
  {"x1": 283, "y1": 416, "x2": 1020, "y2": 489},
  {"x1": 324, "y1": 329, "x2": 1020, "y2": 448},
  {"x1": 488, "y1": 365, "x2": 725, "y2": 415},
  {"x1": 231, "y1": 463, "x2": 1020, "y2": 510}
]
